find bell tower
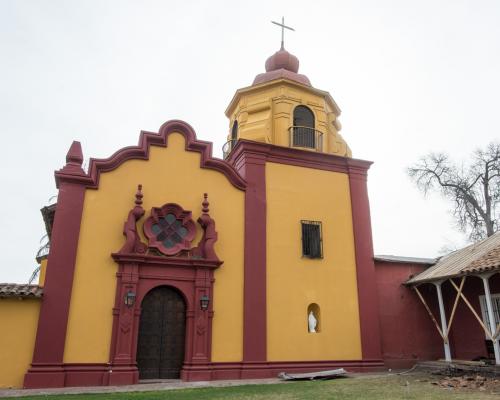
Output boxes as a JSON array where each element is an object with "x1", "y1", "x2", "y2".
[{"x1": 224, "y1": 46, "x2": 351, "y2": 159}]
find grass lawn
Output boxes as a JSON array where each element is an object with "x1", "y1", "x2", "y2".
[{"x1": 10, "y1": 374, "x2": 500, "y2": 400}]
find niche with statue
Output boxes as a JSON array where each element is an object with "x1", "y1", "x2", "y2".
[{"x1": 307, "y1": 303, "x2": 321, "y2": 333}]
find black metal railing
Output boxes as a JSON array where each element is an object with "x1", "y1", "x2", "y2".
[
  {"x1": 222, "y1": 139, "x2": 238, "y2": 160},
  {"x1": 288, "y1": 126, "x2": 323, "y2": 151}
]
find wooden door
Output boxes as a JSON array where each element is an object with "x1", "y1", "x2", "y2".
[{"x1": 136, "y1": 286, "x2": 186, "y2": 379}]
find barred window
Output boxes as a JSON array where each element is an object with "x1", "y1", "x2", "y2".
[{"x1": 301, "y1": 221, "x2": 323, "y2": 258}]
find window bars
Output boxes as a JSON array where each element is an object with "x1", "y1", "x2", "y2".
[{"x1": 301, "y1": 220, "x2": 323, "y2": 259}]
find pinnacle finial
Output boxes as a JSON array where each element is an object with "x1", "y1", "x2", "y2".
[
  {"x1": 66, "y1": 141, "x2": 84, "y2": 166},
  {"x1": 135, "y1": 184, "x2": 143, "y2": 206},
  {"x1": 202, "y1": 193, "x2": 209, "y2": 213}
]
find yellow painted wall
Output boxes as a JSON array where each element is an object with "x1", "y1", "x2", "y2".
[
  {"x1": 266, "y1": 162, "x2": 362, "y2": 361},
  {"x1": 226, "y1": 80, "x2": 351, "y2": 157},
  {"x1": 0, "y1": 299, "x2": 41, "y2": 388},
  {"x1": 38, "y1": 257, "x2": 47, "y2": 286},
  {"x1": 63, "y1": 132, "x2": 245, "y2": 363}
]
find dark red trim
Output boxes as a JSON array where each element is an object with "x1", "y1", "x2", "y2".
[
  {"x1": 348, "y1": 161, "x2": 383, "y2": 361},
  {"x1": 25, "y1": 147, "x2": 88, "y2": 388},
  {"x1": 22, "y1": 359, "x2": 383, "y2": 388},
  {"x1": 227, "y1": 139, "x2": 372, "y2": 174},
  {"x1": 56, "y1": 120, "x2": 246, "y2": 191},
  {"x1": 230, "y1": 150, "x2": 267, "y2": 363}
]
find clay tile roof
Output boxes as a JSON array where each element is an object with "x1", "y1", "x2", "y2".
[
  {"x1": 464, "y1": 245, "x2": 500, "y2": 274},
  {"x1": 0, "y1": 283, "x2": 43, "y2": 299},
  {"x1": 407, "y1": 231, "x2": 500, "y2": 285}
]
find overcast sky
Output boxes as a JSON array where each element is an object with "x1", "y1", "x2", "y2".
[{"x1": 1, "y1": 0, "x2": 499, "y2": 282}]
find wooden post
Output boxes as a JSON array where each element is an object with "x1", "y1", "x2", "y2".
[
  {"x1": 434, "y1": 281, "x2": 452, "y2": 362},
  {"x1": 481, "y1": 274, "x2": 500, "y2": 365}
]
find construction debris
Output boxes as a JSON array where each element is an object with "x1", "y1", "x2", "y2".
[
  {"x1": 431, "y1": 374, "x2": 500, "y2": 391},
  {"x1": 278, "y1": 368, "x2": 347, "y2": 381}
]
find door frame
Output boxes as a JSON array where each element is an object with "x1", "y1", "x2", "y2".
[{"x1": 108, "y1": 254, "x2": 221, "y2": 385}]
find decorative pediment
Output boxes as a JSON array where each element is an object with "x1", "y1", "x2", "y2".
[{"x1": 116, "y1": 185, "x2": 219, "y2": 262}]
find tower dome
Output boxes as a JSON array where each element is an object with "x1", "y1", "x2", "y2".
[{"x1": 253, "y1": 47, "x2": 311, "y2": 87}]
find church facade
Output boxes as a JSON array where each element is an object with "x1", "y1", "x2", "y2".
[{"x1": 0, "y1": 47, "x2": 383, "y2": 389}]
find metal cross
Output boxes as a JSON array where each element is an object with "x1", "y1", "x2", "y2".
[{"x1": 271, "y1": 17, "x2": 295, "y2": 50}]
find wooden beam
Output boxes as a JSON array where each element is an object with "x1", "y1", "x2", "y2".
[
  {"x1": 449, "y1": 278, "x2": 494, "y2": 341},
  {"x1": 414, "y1": 286, "x2": 445, "y2": 340},
  {"x1": 493, "y1": 323, "x2": 500, "y2": 340},
  {"x1": 447, "y1": 276, "x2": 466, "y2": 333}
]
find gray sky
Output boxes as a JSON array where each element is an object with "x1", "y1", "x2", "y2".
[{"x1": 1, "y1": 0, "x2": 499, "y2": 282}]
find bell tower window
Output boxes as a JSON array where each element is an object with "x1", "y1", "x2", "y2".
[
  {"x1": 291, "y1": 106, "x2": 320, "y2": 150},
  {"x1": 231, "y1": 120, "x2": 238, "y2": 141},
  {"x1": 223, "y1": 120, "x2": 239, "y2": 160}
]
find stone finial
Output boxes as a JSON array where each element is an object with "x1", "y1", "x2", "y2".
[
  {"x1": 202, "y1": 193, "x2": 209, "y2": 214},
  {"x1": 135, "y1": 184, "x2": 143, "y2": 206}
]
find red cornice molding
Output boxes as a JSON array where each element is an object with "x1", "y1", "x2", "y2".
[
  {"x1": 227, "y1": 140, "x2": 373, "y2": 174},
  {"x1": 111, "y1": 253, "x2": 223, "y2": 268},
  {"x1": 55, "y1": 120, "x2": 246, "y2": 191}
]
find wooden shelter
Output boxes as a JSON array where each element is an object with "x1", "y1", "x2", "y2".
[{"x1": 406, "y1": 232, "x2": 500, "y2": 365}]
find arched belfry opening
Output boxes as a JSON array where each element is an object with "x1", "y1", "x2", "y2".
[
  {"x1": 293, "y1": 105, "x2": 315, "y2": 129},
  {"x1": 136, "y1": 286, "x2": 186, "y2": 379},
  {"x1": 231, "y1": 120, "x2": 238, "y2": 142},
  {"x1": 292, "y1": 106, "x2": 317, "y2": 149}
]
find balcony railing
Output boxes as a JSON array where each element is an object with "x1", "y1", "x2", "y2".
[
  {"x1": 288, "y1": 126, "x2": 323, "y2": 152},
  {"x1": 222, "y1": 139, "x2": 237, "y2": 160}
]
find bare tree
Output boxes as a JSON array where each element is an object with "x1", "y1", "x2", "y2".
[{"x1": 408, "y1": 142, "x2": 500, "y2": 241}]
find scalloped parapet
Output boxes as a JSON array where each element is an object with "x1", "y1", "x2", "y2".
[{"x1": 54, "y1": 120, "x2": 246, "y2": 190}]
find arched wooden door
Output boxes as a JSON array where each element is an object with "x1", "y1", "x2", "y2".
[{"x1": 136, "y1": 286, "x2": 186, "y2": 379}]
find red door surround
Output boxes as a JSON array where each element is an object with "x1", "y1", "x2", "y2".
[{"x1": 109, "y1": 254, "x2": 220, "y2": 385}]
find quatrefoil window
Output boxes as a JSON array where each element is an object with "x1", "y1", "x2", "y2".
[
  {"x1": 144, "y1": 204, "x2": 196, "y2": 256},
  {"x1": 152, "y1": 214, "x2": 189, "y2": 249}
]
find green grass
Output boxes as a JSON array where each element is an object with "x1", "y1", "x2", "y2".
[{"x1": 9, "y1": 374, "x2": 499, "y2": 400}]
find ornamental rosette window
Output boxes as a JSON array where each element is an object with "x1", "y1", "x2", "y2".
[{"x1": 143, "y1": 203, "x2": 196, "y2": 256}]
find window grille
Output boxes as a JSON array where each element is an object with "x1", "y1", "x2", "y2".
[
  {"x1": 301, "y1": 220, "x2": 323, "y2": 259},
  {"x1": 479, "y1": 293, "x2": 500, "y2": 338}
]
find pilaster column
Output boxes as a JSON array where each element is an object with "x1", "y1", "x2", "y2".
[
  {"x1": 25, "y1": 142, "x2": 88, "y2": 388},
  {"x1": 347, "y1": 159, "x2": 382, "y2": 361}
]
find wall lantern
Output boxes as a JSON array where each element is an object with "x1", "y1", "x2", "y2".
[
  {"x1": 124, "y1": 290, "x2": 136, "y2": 307},
  {"x1": 200, "y1": 295, "x2": 210, "y2": 311}
]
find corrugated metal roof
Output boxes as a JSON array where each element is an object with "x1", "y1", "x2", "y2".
[
  {"x1": 407, "y1": 231, "x2": 500, "y2": 285},
  {"x1": 374, "y1": 255, "x2": 436, "y2": 265},
  {"x1": 0, "y1": 283, "x2": 43, "y2": 298}
]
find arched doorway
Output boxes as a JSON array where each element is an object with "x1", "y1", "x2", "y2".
[{"x1": 136, "y1": 286, "x2": 186, "y2": 379}]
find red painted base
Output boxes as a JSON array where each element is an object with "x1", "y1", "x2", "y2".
[
  {"x1": 24, "y1": 365, "x2": 66, "y2": 389},
  {"x1": 23, "y1": 359, "x2": 384, "y2": 388}
]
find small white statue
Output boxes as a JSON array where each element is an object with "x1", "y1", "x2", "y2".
[{"x1": 308, "y1": 311, "x2": 317, "y2": 333}]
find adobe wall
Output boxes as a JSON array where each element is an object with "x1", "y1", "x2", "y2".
[
  {"x1": 375, "y1": 260, "x2": 500, "y2": 368},
  {"x1": 0, "y1": 299, "x2": 40, "y2": 388},
  {"x1": 374, "y1": 260, "x2": 443, "y2": 369}
]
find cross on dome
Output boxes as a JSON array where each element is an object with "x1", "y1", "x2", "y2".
[{"x1": 271, "y1": 17, "x2": 295, "y2": 50}]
